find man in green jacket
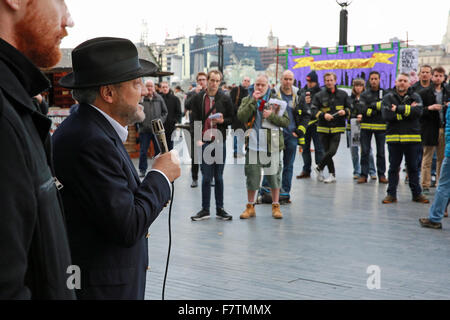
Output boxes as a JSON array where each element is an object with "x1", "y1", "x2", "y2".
[{"x1": 237, "y1": 74, "x2": 289, "y2": 219}]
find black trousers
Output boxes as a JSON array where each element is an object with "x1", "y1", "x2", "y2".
[
  {"x1": 387, "y1": 143, "x2": 422, "y2": 198},
  {"x1": 189, "y1": 130, "x2": 199, "y2": 181},
  {"x1": 318, "y1": 133, "x2": 341, "y2": 174}
]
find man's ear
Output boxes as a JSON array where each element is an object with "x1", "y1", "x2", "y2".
[
  {"x1": 99, "y1": 85, "x2": 115, "y2": 104},
  {"x1": 4, "y1": 0, "x2": 22, "y2": 11}
]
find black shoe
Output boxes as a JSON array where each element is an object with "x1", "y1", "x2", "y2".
[
  {"x1": 419, "y1": 218, "x2": 442, "y2": 229},
  {"x1": 216, "y1": 208, "x2": 232, "y2": 221},
  {"x1": 190, "y1": 180, "x2": 198, "y2": 188},
  {"x1": 191, "y1": 209, "x2": 210, "y2": 221},
  {"x1": 139, "y1": 170, "x2": 146, "y2": 178}
]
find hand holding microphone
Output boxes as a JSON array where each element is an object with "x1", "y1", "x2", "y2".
[{"x1": 151, "y1": 119, "x2": 181, "y2": 182}]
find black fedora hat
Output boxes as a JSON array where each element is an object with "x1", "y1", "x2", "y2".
[{"x1": 59, "y1": 37, "x2": 158, "y2": 89}]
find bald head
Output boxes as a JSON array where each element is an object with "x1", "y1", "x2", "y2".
[
  {"x1": 281, "y1": 70, "x2": 295, "y2": 93},
  {"x1": 242, "y1": 76, "x2": 251, "y2": 89},
  {"x1": 145, "y1": 79, "x2": 155, "y2": 97}
]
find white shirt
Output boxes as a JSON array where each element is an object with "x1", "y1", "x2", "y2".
[
  {"x1": 88, "y1": 104, "x2": 172, "y2": 190},
  {"x1": 89, "y1": 104, "x2": 129, "y2": 143}
]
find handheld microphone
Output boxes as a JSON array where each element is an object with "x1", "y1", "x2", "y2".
[
  {"x1": 151, "y1": 119, "x2": 169, "y2": 154},
  {"x1": 151, "y1": 118, "x2": 173, "y2": 301}
]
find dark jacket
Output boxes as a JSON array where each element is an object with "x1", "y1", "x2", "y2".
[
  {"x1": 139, "y1": 93, "x2": 167, "y2": 133},
  {"x1": 293, "y1": 98, "x2": 312, "y2": 145},
  {"x1": 298, "y1": 84, "x2": 321, "y2": 128},
  {"x1": 161, "y1": 91, "x2": 182, "y2": 135},
  {"x1": 345, "y1": 94, "x2": 363, "y2": 132},
  {"x1": 418, "y1": 85, "x2": 449, "y2": 146},
  {"x1": 52, "y1": 103, "x2": 171, "y2": 300},
  {"x1": 191, "y1": 90, "x2": 234, "y2": 142},
  {"x1": 184, "y1": 88, "x2": 198, "y2": 113},
  {"x1": 411, "y1": 81, "x2": 431, "y2": 94},
  {"x1": 382, "y1": 87, "x2": 423, "y2": 144},
  {"x1": 230, "y1": 85, "x2": 249, "y2": 130},
  {"x1": 0, "y1": 38, "x2": 75, "y2": 299},
  {"x1": 359, "y1": 88, "x2": 387, "y2": 131},
  {"x1": 311, "y1": 86, "x2": 351, "y2": 134}
]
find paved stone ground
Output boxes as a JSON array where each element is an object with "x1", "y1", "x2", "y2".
[{"x1": 134, "y1": 134, "x2": 450, "y2": 300}]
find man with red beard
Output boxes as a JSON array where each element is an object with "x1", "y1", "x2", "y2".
[{"x1": 0, "y1": 0, "x2": 75, "y2": 299}]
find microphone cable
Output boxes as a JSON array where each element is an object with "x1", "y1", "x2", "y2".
[{"x1": 162, "y1": 181, "x2": 174, "y2": 300}]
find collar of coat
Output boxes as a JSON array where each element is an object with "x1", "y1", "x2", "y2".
[{"x1": 0, "y1": 37, "x2": 51, "y2": 113}]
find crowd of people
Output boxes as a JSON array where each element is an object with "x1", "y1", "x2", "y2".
[{"x1": 147, "y1": 66, "x2": 450, "y2": 228}]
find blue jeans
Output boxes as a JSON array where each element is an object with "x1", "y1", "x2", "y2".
[
  {"x1": 200, "y1": 142, "x2": 226, "y2": 211},
  {"x1": 387, "y1": 143, "x2": 422, "y2": 198},
  {"x1": 233, "y1": 135, "x2": 245, "y2": 155},
  {"x1": 281, "y1": 133, "x2": 298, "y2": 193},
  {"x1": 302, "y1": 125, "x2": 324, "y2": 174},
  {"x1": 431, "y1": 151, "x2": 437, "y2": 176},
  {"x1": 429, "y1": 157, "x2": 450, "y2": 223},
  {"x1": 360, "y1": 130, "x2": 386, "y2": 178},
  {"x1": 139, "y1": 132, "x2": 160, "y2": 172},
  {"x1": 347, "y1": 131, "x2": 376, "y2": 176}
]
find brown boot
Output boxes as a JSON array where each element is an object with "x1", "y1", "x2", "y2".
[
  {"x1": 240, "y1": 204, "x2": 256, "y2": 219},
  {"x1": 382, "y1": 195, "x2": 397, "y2": 204},
  {"x1": 379, "y1": 176, "x2": 389, "y2": 184},
  {"x1": 296, "y1": 171, "x2": 311, "y2": 179},
  {"x1": 357, "y1": 176, "x2": 367, "y2": 184},
  {"x1": 272, "y1": 203, "x2": 283, "y2": 219},
  {"x1": 413, "y1": 194, "x2": 430, "y2": 204}
]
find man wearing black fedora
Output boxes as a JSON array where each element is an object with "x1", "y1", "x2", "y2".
[{"x1": 52, "y1": 37, "x2": 181, "y2": 300}]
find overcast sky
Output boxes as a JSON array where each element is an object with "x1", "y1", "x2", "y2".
[{"x1": 62, "y1": 0, "x2": 450, "y2": 49}]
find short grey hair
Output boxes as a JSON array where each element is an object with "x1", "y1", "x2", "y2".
[
  {"x1": 256, "y1": 74, "x2": 269, "y2": 83},
  {"x1": 72, "y1": 87, "x2": 100, "y2": 104}
]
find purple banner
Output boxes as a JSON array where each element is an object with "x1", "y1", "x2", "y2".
[{"x1": 288, "y1": 42, "x2": 400, "y2": 89}]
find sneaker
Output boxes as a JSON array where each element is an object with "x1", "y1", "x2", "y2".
[
  {"x1": 190, "y1": 180, "x2": 198, "y2": 188},
  {"x1": 139, "y1": 170, "x2": 146, "y2": 178},
  {"x1": 324, "y1": 174, "x2": 336, "y2": 184},
  {"x1": 382, "y1": 195, "x2": 397, "y2": 204},
  {"x1": 191, "y1": 209, "x2": 210, "y2": 221},
  {"x1": 216, "y1": 208, "x2": 232, "y2": 221},
  {"x1": 357, "y1": 176, "x2": 367, "y2": 184},
  {"x1": 419, "y1": 218, "x2": 442, "y2": 229},
  {"x1": 314, "y1": 166, "x2": 324, "y2": 182},
  {"x1": 272, "y1": 203, "x2": 283, "y2": 219},
  {"x1": 296, "y1": 171, "x2": 311, "y2": 179},
  {"x1": 413, "y1": 194, "x2": 430, "y2": 204},
  {"x1": 379, "y1": 176, "x2": 389, "y2": 184},
  {"x1": 240, "y1": 204, "x2": 256, "y2": 219}
]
